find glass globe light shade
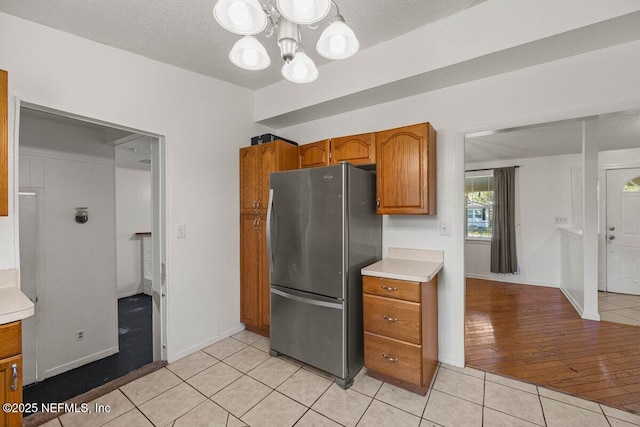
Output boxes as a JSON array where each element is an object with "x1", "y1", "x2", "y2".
[
  {"x1": 281, "y1": 51, "x2": 318, "y2": 83},
  {"x1": 316, "y1": 18, "x2": 359, "y2": 60},
  {"x1": 213, "y1": 0, "x2": 267, "y2": 35},
  {"x1": 276, "y1": 0, "x2": 331, "y2": 25},
  {"x1": 229, "y1": 36, "x2": 271, "y2": 70}
]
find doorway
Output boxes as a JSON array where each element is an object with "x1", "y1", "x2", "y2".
[
  {"x1": 16, "y1": 103, "x2": 167, "y2": 405},
  {"x1": 605, "y1": 167, "x2": 640, "y2": 295}
]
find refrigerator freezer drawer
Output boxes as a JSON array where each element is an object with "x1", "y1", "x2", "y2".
[
  {"x1": 364, "y1": 331, "x2": 422, "y2": 386},
  {"x1": 363, "y1": 294, "x2": 421, "y2": 344},
  {"x1": 270, "y1": 287, "x2": 346, "y2": 378}
]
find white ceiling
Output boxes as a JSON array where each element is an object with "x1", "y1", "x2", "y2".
[
  {"x1": 465, "y1": 112, "x2": 640, "y2": 164},
  {"x1": 0, "y1": 0, "x2": 485, "y2": 90}
]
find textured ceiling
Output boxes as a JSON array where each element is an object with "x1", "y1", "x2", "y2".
[
  {"x1": 0, "y1": 0, "x2": 485, "y2": 89},
  {"x1": 466, "y1": 112, "x2": 640, "y2": 164}
]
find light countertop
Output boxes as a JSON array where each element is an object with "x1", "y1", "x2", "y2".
[
  {"x1": 0, "y1": 287, "x2": 35, "y2": 325},
  {"x1": 362, "y1": 248, "x2": 444, "y2": 282},
  {"x1": 0, "y1": 269, "x2": 35, "y2": 324}
]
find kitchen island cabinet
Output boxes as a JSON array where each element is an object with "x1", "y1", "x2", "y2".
[
  {"x1": 361, "y1": 248, "x2": 443, "y2": 395},
  {"x1": 375, "y1": 122, "x2": 436, "y2": 215}
]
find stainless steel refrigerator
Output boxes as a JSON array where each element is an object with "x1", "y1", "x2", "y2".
[{"x1": 267, "y1": 163, "x2": 382, "y2": 388}]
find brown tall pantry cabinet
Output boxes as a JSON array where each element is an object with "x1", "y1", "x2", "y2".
[{"x1": 239, "y1": 141, "x2": 297, "y2": 336}]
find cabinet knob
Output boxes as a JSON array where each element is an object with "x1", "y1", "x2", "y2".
[
  {"x1": 253, "y1": 218, "x2": 259, "y2": 229},
  {"x1": 381, "y1": 314, "x2": 398, "y2": 323},
  {"x1": 256, "y1": 218, "x2": 261, "y2": 230},
  {"x1": 376, "y1": 198, "x2": 380, "y2": 210},
  {"x1": 382, "y1": 354, "x2": 399, "y2": 362},
  {"x1": 257, "y1": 200, "x2": 261, "y2": 210},
  {"x1": 381, "y1": 285, "x2": 398, "y2": 292}
]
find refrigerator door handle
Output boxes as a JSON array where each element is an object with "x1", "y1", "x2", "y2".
[
  {"x1": 266, "y1": 188, "x2": 275, "y2": 273},
  {"x1": 271, "y1": 288, "x2": 343, "y2": 310}
]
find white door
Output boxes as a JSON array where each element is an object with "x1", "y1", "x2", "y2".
[
  {"x1": 606, "y1": 168, "x2": 640, "y2": 295},
  {"x1": 19, "y1": 190, "x2": 42, "y2": 385}
]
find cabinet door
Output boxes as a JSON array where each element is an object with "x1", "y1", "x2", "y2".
[
  {"x1": 331, "y1": 133, "x2": 375, "y2": 165},
  {"x1": 1, "y1": 70, "x2": 7, "y2": 217},
  {"x1": 376, "y1": 123, "x2": 436, "y2": 215},
  {"x1": 240, "y1": 216, "x2": 260, "y2": 328},
  {"x1": 0, "y1": 355, "x2": 22, "y2": 427},
  {"x1": 299, "y1": 140, "x2": 330, "y2": 169},
  {"x1": 240, "y1": 147, "x2": 260, "y2": 214},
  {"x1": 258, "y1": 144, "x2": 278, "y2": 215}
]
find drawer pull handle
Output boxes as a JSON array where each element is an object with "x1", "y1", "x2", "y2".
[
  {"x1": 382, "y1": 354, "x2": 399, "y2": 362},
  {"x1": 11, "y1": 363, "x2": 18, "y2": 391},
  {"x1": 381, "y1": 285, "x2": 398, "y2": 292},
  {"x1": 381, "y1": 314, "x2": 398, "y2": 323}
]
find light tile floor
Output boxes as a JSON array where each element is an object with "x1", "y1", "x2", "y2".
[
  {"x1": 598, "y1": 291, "x2": 640, "y2": 326},
  {"x1": 40, "y1": 329, "x2": 640, "y2": 427}
]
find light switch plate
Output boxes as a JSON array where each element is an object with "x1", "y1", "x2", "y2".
[
  {"x1": 177, "y1": 223, "x2": 187, "y2": 238},
  {"x1": 439, "y1": 220, "x2": 451, "y2": 236}
]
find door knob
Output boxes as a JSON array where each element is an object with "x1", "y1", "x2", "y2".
[
  {"x1": 608, "y1": 226, "x2": 615, "y2": 231},
  {"x1": 608, "y1": 235, "x2": 615, "y2": 240}
]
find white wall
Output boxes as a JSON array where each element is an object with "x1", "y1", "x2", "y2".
[
  {"x1": 116, "y1": 167, "x2": 151, "y2": 298},
  {"x1": 0, "y1": 12, "x2": 270, "y2": 363},
  {"x1": 19, "y1": 114, "x2": 118, "y2": 377},
  {"x1": 273, "y1": 40, "x2": 640, "y2": 366},
  {"x1": 465, "y1": 154, "x2": 581, "y2": 287}
]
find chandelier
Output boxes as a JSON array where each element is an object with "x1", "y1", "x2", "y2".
[{"x1": 213, "y1": 0, "x2": 359, "y2": 84}]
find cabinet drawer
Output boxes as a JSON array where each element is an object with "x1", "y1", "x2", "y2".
[
  {"x1": 363, "y1": 276, "x2": 421, "y2": 302},
  {"x1": 363, "y1": 294, "x2": 421, "y2": 344},
  {"x1": 0, "y1": 321, "x2": 20, "y2": 359},
  {"x1": 364, "y1": 332, "x2": 421, "y2": 386}
]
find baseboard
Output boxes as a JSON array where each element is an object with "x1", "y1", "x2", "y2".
[
  {"x1": 167, "y1": 323, "x2": 245, "y2": 363},
  {"x1": 438, "y1": 354, "x2": 465, "y2": 368},
  {"x1": 45, "y1": 346, "x2": 119, "y2": 378},
  {"x1": 117, "y1": 289, "x2": 142, "y2": 299},
  {"x1": 560, "y1": 287, "x2": 585, "y2": 318},
  {"x1": 466, "y1": 274, "x2": 559, "y2": 288}
]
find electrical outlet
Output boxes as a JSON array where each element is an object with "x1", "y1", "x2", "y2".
[
  {"x1": 76, "y1": 330, "x2": 85, "y2": 341},
  {"x1": 554, "y1": 216, "x2": 568, "y2": 224}
]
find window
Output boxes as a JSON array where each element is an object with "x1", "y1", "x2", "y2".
[
  {"x1": 465, "y1": 174, "x2": 493, "y2": 238},
  {"x1": 623, "y1": 177, "x2": 640, "y2": 193}
]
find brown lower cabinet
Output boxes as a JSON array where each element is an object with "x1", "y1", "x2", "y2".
[
  {"x1": 240, "y1": 215, "x2": 269, "y2": 336},
  {"x1": 363, "y1": 276, "x2": 438, "y2": 395},
  {"x1": 0, "y1": 321, "x2": 22, "y2": 427}
]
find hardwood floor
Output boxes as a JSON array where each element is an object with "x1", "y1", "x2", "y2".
[{"x1": 465, "y1": 278, "x2": 640, "y2": 414}]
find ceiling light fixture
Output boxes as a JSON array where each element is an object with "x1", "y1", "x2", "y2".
[{"x1": 213, "y1": 0, "x2": 359, "y2": 84}]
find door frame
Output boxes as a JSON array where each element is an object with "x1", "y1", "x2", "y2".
[
  {"x1": 17, "y1": 188, "x2": 45, "y2": 383},
  {"x1": 600, "y1": 165, "x2": 640, "y2": 293},
  {"x1": 13, "y1": 98, "x2": 169, "y2": 370}
]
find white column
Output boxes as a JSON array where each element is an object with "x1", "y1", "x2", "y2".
[{"x1": 582, "y1": 120, "x2": 600, "y2": 320}]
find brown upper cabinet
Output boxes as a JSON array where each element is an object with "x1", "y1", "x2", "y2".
[
  {"x1": 1, "y1": 70, "x2": 8, "y2": 217},
  {"x1": 298, "y1": 139, "x2": 330, "y2": 169},
  {"x1": 239, "y1": 140, "x2": 298, "y2": 215},
  {"x1": 330, "y1": 132, "x2": 375, "y2": 166},
  {"x1": 376, "y1": 123, "x2": 436, "y2": 215}
]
